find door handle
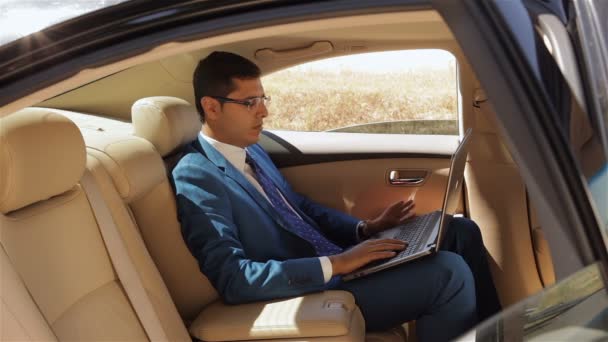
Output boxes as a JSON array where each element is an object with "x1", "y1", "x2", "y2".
[{"x1": 388, "y1": 170, "x2": 425, "y2": 185}]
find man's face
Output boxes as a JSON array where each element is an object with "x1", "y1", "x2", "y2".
[{"x1": 205, "y1": 77, "x2": 268, "y2": 148}]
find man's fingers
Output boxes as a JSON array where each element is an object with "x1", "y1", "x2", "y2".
[
  {"x1": 387, "y1": 201, "x2": 407, "y2": 213},
  {"x1": 398, "y1": 199, "x2": 414, "y2": 209},
  {"x1": 396, "y1": 203, "x2": 415, "y2": 219},
  {"x1": 367, "y1": 242, "x2": 407, "y2": 254},
  {"x1": 388, "y1": 200, "x2": 404, "y2": 208},
  {"x1": 401, "y1": 202, "x2": 415, "y2": 213},
  {"x1": 369, "y1": 251, "x2": 398, "y2": 260},
  {"x1": 374, "y1": 242, "x2": 407, "y2": 250},
  {"x1": 398, "y1": 209, "x2": 417, "y2": 222},
  {"x1": 368, "y1": 238, "x2": 407, "y2": 245}
]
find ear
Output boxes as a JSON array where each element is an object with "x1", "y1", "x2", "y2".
[{"x1": 201, "y1": 96, "x2": 221, "y2": 120}]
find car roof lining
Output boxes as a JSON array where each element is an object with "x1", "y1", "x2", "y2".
[{"x1": 0, "y1": 9, "x2": 465, "y2": 120}]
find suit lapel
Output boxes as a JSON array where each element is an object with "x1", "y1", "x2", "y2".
[{"x1": 194, "y1": 136, "x2": 290, "y2": 229}]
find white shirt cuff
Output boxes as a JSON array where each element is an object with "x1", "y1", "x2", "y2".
[{"x1": 319, "y1": 256, "x2": 333, "y2": 283}]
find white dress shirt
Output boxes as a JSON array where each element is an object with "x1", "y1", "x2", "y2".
[{"x1": 200, "y1": 133, "x2": 333, "y2": 282}]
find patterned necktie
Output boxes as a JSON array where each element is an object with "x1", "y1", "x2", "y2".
[{"x1": 245, "y1": 152, "x2": 343, "y2": 256}]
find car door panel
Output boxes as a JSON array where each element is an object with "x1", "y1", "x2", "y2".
[
  {"x1": 281, "y1": 158, "x2": 451, "y2": 221},
  {"x1": 260, "y1": 131, "x2": 459, "y2": 224}
]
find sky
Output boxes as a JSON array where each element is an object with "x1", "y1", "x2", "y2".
[{"x1": 0, "y1": 0, "x2": 127, "y2": 44}]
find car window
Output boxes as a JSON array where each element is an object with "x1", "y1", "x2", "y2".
[
  {"x1": 458, "y1": 2, "x2": 608, "y2": 340},
  {"x1": 0, "y1": 0, "x2": 128, "y2": 45},
  {"x1": 464, "y1": 262, "x2": 607, "y2": 341},
  {"x1": 262, "y1": 49, "x2": 458, "y2": 135},
  {"x1": 511, "y1": 1, "x2": 608, "y2": 240},
  {"x1": 571, "y1": 0, "x2": 608, "y2": 234},
  {"x1": 538, "y1": 10, "x2": 608, "y2": 236}
]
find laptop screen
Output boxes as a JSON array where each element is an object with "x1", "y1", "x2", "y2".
[{"x1": 436, "y1": 129, "x2": 473, "y2": 246}]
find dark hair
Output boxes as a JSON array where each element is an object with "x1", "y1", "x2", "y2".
[{"x1": 193, "y1": 51, "x2": 261, "y2": 122}]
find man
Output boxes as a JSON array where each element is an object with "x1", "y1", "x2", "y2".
[{"x1": 173, "y1": 51, "x2": 500, "y2": 341}]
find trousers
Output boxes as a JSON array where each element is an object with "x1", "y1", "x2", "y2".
[{"x1": 336, "y1": 217, "x2": 501, "y2": 342}]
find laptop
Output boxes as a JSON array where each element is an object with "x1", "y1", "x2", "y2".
[{"x1": 343, "y1": 129, "x2": 472, "y2": 281}]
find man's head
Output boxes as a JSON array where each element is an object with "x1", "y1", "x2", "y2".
[{"x1": 193, "y1": 51, "x2": 269, "y2": 147}]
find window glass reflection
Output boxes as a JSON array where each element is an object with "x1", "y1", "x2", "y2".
[{"x1": 0, "y1": 0, "x2": 127, "y2": 45}]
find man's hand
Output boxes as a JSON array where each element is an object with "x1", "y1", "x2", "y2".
[
  {"x1": 364, "y1": 200, "x2": 416, "y2": 236},
  {"x1": 328, "y1": 239, "x2": 407, "y2": 275}
]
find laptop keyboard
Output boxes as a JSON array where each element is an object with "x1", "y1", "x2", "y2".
[
  {"x1": 345, "y1": 211, "x2": 443, "y2": 277},
  {"x1": 393, "y1": 211, "x2": 441, "y2": 258}
]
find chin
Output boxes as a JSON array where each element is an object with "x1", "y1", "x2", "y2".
[{"x1": 239, "y1": 137, "x2": 257, "y2": 148}]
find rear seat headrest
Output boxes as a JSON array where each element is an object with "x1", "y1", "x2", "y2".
[
  {"x1": 131, "y1": 97, "x2": 201, "y2": 157},
  {"x1": 0, "y1": 108, "x2": 86, "y2": 214}
]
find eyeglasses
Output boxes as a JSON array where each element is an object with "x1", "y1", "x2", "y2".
[{"x1": 210, "y1": 95, "x2": 271, "y2": 111}]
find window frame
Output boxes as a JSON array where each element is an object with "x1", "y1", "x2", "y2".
[{"x1": 261, "y1": 48, "x2": 461, "y2": 135}]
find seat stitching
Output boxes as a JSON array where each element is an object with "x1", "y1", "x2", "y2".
[{"x1": 1, "y1": 297, "x2": 36, "y2": 340}]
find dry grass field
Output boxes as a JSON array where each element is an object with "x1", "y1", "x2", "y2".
[{"x1": 262, "y1": 66, "x2": 458, "y2": 134}]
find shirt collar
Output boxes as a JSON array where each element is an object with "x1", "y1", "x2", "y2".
[{"x1": 199, "y1": 132, "x2": 247, "y2": 172}]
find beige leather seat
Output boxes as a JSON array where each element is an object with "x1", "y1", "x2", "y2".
[
  {"x1": 84, "y1": 122, "x2": 363, "y2": 341},
  {"x1": 465, "y1": 89, "x2": 556, "y2": 307},
  {"x1": 0, "y1": 107, "x2": 365, "y2": 342},
  {"x1": 0, "y1": 108, "x2": 180, "y2": 341},
  {"x1": 1, "y1": 104, "x2": 393, "y2": 341},
  {"x1": 1, "y1": 243, "x2": 57, "y2": 341},
  {"x1": 57, "y1": 98, "x2": 370, "y2": 341},
  {"x1": 129, "y1": 96, "x2": 408, "y2": 341}
]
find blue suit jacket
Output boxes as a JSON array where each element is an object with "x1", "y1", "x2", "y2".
[{"x1": 172, "y1": 136, "x2": 359, "y2": 304}]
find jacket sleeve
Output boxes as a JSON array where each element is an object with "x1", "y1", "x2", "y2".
[{"x1": 173, "y1": 157, "x2": 332, "y2": 304}]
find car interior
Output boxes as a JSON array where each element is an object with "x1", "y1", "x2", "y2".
[{"x1": 2, "y1": 7, "x2": 580, "y2": 342}]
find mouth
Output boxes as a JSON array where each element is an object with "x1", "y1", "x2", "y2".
[{"x1": 253, "y1": 123, "x2": 263, "y2": 130}]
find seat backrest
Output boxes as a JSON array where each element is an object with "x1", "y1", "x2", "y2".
[
  {"x1": 1, "y1": 244, "x2": 57, "y2": 341},
  {"x1": 83, "y1": 137, "x2": 192, "y2": 340},
  {"x1": 42, "y1": 107, "x2": 201, "y2": 335},
  {"x1": 465, "y1": 89, "x2": 555, "y2": 306},
  {"x1": 106, "y1": 96, "x2": 217, "y2": 322},
  {"x1": 0, "y1": 108, "x2": 149, "y2": 341}
]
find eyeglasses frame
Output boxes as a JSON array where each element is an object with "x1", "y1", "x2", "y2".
[{"x1": 209, "y1": 95, "x2": 271, "y2": 111}]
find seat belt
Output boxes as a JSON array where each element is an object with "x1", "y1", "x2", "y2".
[{"x1": 81, "y1": 169, "x2": 167, "y2": 341}]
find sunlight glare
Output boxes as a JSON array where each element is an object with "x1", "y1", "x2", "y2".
[
  {"x1": 3, "y1": 6, "x2": 82, "y2": 38},
  {"x1": 251, "y1": 297, "x2": 303, "y2": 336},
  {"x1": 0, "y1": 1, "x2": 127, "y2": 45}
]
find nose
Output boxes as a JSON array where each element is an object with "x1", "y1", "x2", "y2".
[{"x1": 257, "y1": 102, "x2": 269, "y2": 118}]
